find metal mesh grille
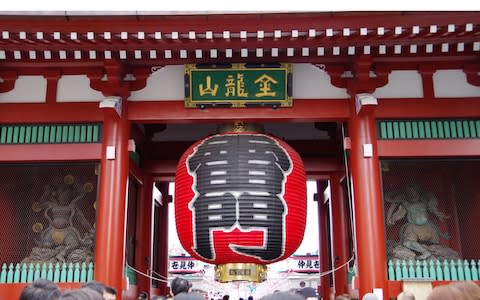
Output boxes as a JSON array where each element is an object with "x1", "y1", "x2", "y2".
[
  {"x1": 382, "y1": 159, "x2": 480, "y2": 261},
  {"x1": 0, "y1": 163, "x2": 98, "y2": 264}
]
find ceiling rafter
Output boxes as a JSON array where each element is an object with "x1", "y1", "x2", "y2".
[{"x1": 0, "y1": 12, "x2": 478, "y2": 65}]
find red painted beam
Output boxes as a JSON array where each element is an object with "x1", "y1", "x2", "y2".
[
  {"x1": 378, "y1": 139, "x2": 480, "y2": 157},
  {"x1": 0, "y1": 103, "x2": 103, "y2": 123},
  {"x1": 2, "y1": 98, "x2": 478, "y2": 124},
  {"x1": 0, "y1": 54, "x2": 475, "y2": 69},
  {"x1": 0, "y1": 143, "x2": 101, "y2": 161},
  {"x1": 128, "y1": 99, "x2": 351, "y2": 123},
  {"x1": 376, "y1": 98, "x2": 480, "y2": 119}
]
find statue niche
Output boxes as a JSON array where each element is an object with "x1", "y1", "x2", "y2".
[
  {"x1": 385, "y1": 183, "x2": 460, "y2": 261},
  {"x1": 22, "y1": 175, "x2": 95, "y2": 264}
]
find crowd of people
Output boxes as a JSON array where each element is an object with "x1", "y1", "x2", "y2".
[
  {"x1": 16, "y1": 277, "x2": 480, "y2": 300},
  {"x1": 334, "y1": 280, "x2": 480, "y2": 300},
  {"x1": 18, "y1": 278, "x2": 116, "y2": 300}
]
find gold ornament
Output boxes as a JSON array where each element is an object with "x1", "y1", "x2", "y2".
[
  {"x1": 64, "y1": 175, "x2": 75, "y2": 185},
  {"x1": 52, "y1": 229, "x2": 65, "y2": 245},
  {"x1": 217, "y1": 122, "x2": 264, "y2": 133},
  {"x1": 215, "y1": 263, "x2": 267, "y2": 283},
  {"x1": 83, "y1": 182, "x2": 94, "y2": 193},
  {"x1": 32, "y1": 222, "x2": 44, "y2": 233},
  {"x1": 31, "y1": 201, "x2": 42, "y2": 212}
]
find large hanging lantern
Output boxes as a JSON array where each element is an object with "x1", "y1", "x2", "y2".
[{"x1": 174, "y1": 123, "x2": 306, "y2": 282}]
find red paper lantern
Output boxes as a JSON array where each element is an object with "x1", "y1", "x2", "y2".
[{"x1": 175, "y1": 132, "x2": 306, "y2": 266}]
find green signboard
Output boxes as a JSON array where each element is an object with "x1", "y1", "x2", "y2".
[{"x1": 185, "y1": 64, "x2": 292, "y2": 108}]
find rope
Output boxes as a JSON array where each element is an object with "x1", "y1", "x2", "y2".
[
  {"x1": 125, "y1": 263, "x2": 169, "y2": 283},
  {"x1": 341, "y1": 123, "x2": 358, "y2": 273}
]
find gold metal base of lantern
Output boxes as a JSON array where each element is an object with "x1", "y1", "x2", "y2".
[
  {"x1": 217, "y1": 122, "x2": 265, "y2": 133},
  {"x1": 215, "y1": 263, "x2": 267, "y2": 283}
]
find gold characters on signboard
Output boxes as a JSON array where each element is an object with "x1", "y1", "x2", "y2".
[
  {"x1": 199, "y1": 73, "x2": 279, "y2": 98},
  {"x1": 254, "y1": 74, "x2": 278, "y2": 97},
  {"x1": 199, "y1": 76, "x2": 219, "y2": 96},
  {"x1": 225, "y1": 74, "x2": 249, "y2": 97}
]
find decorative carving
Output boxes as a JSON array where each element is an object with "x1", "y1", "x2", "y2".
[
  {"x1": 385, "y1": 183, "x2": 460, "y2": 261},
  {"x1": 22, "y1": 175, "x2": 95, "y2": 264}
]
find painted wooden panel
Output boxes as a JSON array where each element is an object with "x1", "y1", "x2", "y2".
[
  {"x1": 0, "y1": 76, "x2": 46, "y2": 103},
  {"x1": 434, "y1": 70, "x2": 480, "y2": 98},
  {"x1": 374, "y1": 71, "x2": 423, "y2": 99},
  {"x1": 57, "y1": 75, "x2": 104, "y2": 102}
]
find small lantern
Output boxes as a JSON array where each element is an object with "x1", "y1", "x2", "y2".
[{"x1": 175, "y1": 123, "x2": 306, "y2": 282}]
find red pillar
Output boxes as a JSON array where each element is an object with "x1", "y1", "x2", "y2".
[
  {"x1": 330, "y1": 172, "x2": 349, "y2": 297},
  {"x1": 156, "y1": 182, "x2": 170, "y2": 296},
  {"x1": 94, "y1": 98, "x2": 130, "y2": 298},
  {"x1": 348, "y1": 97, "x2": 387, "y2": 299},
  {"x1": 317, "y1": 181, "x2": 331, "y2": 300},
  {"x1": 134, "y1": 174, "x2": 154, "y2": 297}
]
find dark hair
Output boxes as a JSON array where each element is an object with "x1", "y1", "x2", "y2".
[
  {"x1": 222, "y1": 295, "x2": 230, "y2": 300},
  {"x1": 82, "y1": 280, "x2": 107, "y2": 295},
  {"x1": 19, "y1": 279, "x2": 61, "y2": 300},
  {"x1": 174, "y1": 292, "x2": 205, "y2": 300},
  {"x1": 104, "y1": 285, "x2": 117, "y2": 295},
  {"x1": 82, "y1": 280, "x2": 117, "y2": 297},
  {"x1": 171, "y1": 277, "x2": 191, "y2": 295},
  {"x1": 248, "y1": 296, "x2": 254, "y2": 300},
  {"x1": 260, "y1": 291, "x2": 305, "y2": 300},
  {"x1": 59, "y1": 288, "x2": 104, "y2": 300},
  {"x1": 138, "y1": 291, "x2": 148, "y2": 299}
]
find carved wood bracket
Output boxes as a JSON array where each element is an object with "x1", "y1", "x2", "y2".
[
  {"x1": 319, "y1": 56, "x2": 391, "y2": 96},
  {"x1": 87, "y1": 60, "x2": 151, "y2": 97},
  {"x1": 463, "y1": 63, "x2": 480, "y2": 87},
  {"x1": 0, "y1": 71, "x2": 19, "y2": 93}
]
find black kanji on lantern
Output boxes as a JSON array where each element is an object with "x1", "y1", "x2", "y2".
[{"x1": 187, "y1": 134, "x2": 292, "y2": 261}]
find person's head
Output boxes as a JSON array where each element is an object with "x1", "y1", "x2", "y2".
[
  {"x1": 260, "y1": 291, "x2": 305, "y2": 300},
  {"x1": 222, "y1": 295, "x2": 230, "y2": 300},
  {"x1": 427, "y1": 284, "x2": 466, "y2": 300},
  {"x1": 397, "y1": 291, "x2": 415, "y2": 300},
  {"x1": 138, "y1": 291, "x2": 148, "y2": 300},
  {"x1": 82, "y1": 280, "x2": 107, "y2": 295},
  {"x1": 171, "y1": 277, "x2": 192, "y2": 296},
  {"x1": 19, "y1": 278, "x2": 61, "y2": 300},
  {"x1": 103, "y1": 285, "x2": 117, "y2": 300},
  {"x1": 248, "y1": 296, "x2": 254, "y2": 300},
  {"x1": 174, "y1": 292, "x2": 204, "y2": 300},
  {"x1": 299, "y1": 281, "x2": 306, "y2": 288},
  {"x1": 82, "y1": 280, "x2": 117, "y2": 300},
  {"x1": 449, "y1": 281, "x2": 480, "y2": 300},
  {"x1": 60, "y1": 288, "x2": 104, "y2": 300}
]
